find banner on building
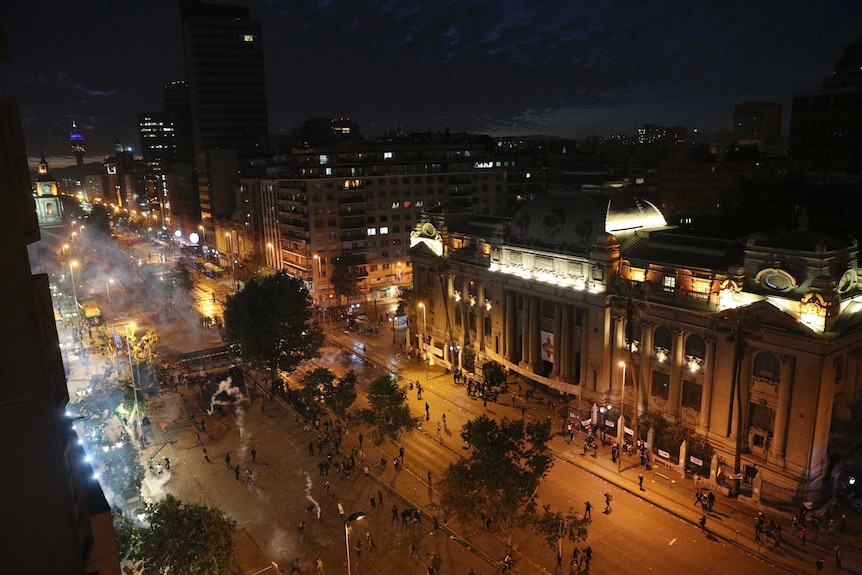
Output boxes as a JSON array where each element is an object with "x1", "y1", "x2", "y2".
[{"x1": 541, "y1": 330, "x2": 554, "y2": 363}]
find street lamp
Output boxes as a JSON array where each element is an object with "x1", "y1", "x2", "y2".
[
  {"x1": 343, "y1": 511, "x2": 365, "y2": 575},
  {"x1": 125, "y1": 322, "x2": 143, "y2": 444},
  {"x1": 106, "y1": 278, "x2": 114, "y2": 305},
  {"x1": 418, "y1": 302, "x2": 428, "y2": 380},
  {"x1": 69, "y1": 260, "x2": 79, "y2": 312},
  {"x1": 618, "y1": 360, "x2": 626, "y2": 472}
]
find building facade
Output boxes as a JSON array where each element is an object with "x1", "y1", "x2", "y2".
[
  {"x1": 409, "y1": 190, "x2": 862, "y2": 508},
  {"x1": 252, "y1": 138, "x2": 508, "y2": 305}
]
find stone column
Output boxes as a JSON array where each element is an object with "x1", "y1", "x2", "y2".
[
  {"x1": 529, "y1": 296, "x2": 541, "y2": 370},
  {"x1": 552, "y1": 303, "x2": 563, "y2": 376},
  {"x1": 697, "y1": 336, "x2": 716, "y2": 435},
  {"x1": 477, "y1": 282, "x2": 486, "y2": 351},
  {"x1": 770, "y1": 354, "x2": 795, "y2": 463},
  {"x1": 667, "y1": 329, "x2": 685, "y2": 421},
  {"x1": 520, "y1": 294, "x2": 530, "y2": 367},
  {"x1": 561, "y1": 306, "x2": 572, "y2": 380},
  {"x1": 505, "y1": 290, "x2": 516, "y2": 360},
  {"x1": 461, "y1": 275, "x2": 470, "y2": 347},
  {"x1": 639, "y1": 322, "x2": 654, "y2": 416}
]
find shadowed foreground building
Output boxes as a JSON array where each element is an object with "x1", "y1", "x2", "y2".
[
  {"x1": 410, "y1": 189, "x2": 862, "y2": 508},
  {"x1": 0, "y1": 92, "x2": 119, "y2": 572}
]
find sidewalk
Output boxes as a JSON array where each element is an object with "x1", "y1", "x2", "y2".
[{"x1": 337, "y1": 324, "x2": 861, "y2": 575}]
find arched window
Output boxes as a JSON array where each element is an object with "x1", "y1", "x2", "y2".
[
  {"x1": 653, "y1": 326, "x2": 673, "y2": 363},
  {"x1": 685, "y1": 334, "x2": 706, "y2": 359},
  {"x1": 753, "y1": 351, "x2": 780, "y2": 382}
]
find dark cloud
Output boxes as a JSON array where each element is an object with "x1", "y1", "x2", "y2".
[{"x1": 1, "y1": 0, "x2": 860, "y2": 165}]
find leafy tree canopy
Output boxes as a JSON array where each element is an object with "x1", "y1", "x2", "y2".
[
  {"x1": 223, "y1": 271, "x2": 324, "y2": 384},
  {"x1": 299, "y1": 367, "x2": 357, "y2": 418},
  {"x1": 330, "y1": 254, "x2": 362, "y2": 301},
  {"x1": 232, "y1": 251, "x2": 270, "y2": 285},
  {"x1": 130, "y1": 494, "x2": 237, "y2": 575},
  {"x1": 530, "y1": 504, "x2": 589, "y2": 550},
  {"x1": 354, "y1": 375, "x2": 420, "y2": 448},
  {"x1": 439, "y1": 415, "x2": 553, "y2": 526}
]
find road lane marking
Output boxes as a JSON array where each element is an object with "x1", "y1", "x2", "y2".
[{"x1": 669, "y1": 538, "x2": 677, "y2": 546}]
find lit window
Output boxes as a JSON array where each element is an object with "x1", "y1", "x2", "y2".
[
  {"x1": 242, "y1": 35, "x2": 255, "y2": 42},
  {"x1": 384, "y1": 152, "x2": 393, "y2": 159},
  {"x1": 391, "y1": 202, "x2": 400, "y2": 209},
  {"x1": 367, "y1": 228, "x2": 377, "y2": 236},
  {"x1": 325, "y1": 167, "x2": 332, "y2": 176},
  {"x1": 380, "y1": 227, "x2": 389, "y2": 235}
]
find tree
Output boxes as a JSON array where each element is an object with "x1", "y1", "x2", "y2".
[
  {"x1": 223, "y1": 271, "x2": 324, "y2": 387},
  {"x1": 330, "y1": 254, "x2": 362, "y2": 304},
  {"x1": 299, "y1": 367, "x2": 357, "y2": 419},
  {"x1": 530, "y1": 505, "x2": 588, "y2": 552},
  {"x1": 129, "y1": 494, "x2": 237, "y2": 575},
  {"x1": 717, "y1": 306, "x2": 761, "y2": 497},
  {"x1": 232, "y1": 251, "x2": 270, "y2": 285},
  {"x1": 438, "y1": 415, "x2": 553, "y2": 527},
  {"x1": 609, "y1": 276, "x2": 649, "y2": 443},
  {"x1": 354, "y1": 375, "x2": 421, "y2": 450}
]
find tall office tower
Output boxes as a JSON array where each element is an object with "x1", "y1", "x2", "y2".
[
  {"x1": 0, "y1": 65, "x2": 119, "y2": 575},
  {"x1": 789, "y1": 36, "x2": 862, "y2": 174},
  {"x1": 70, "y1": 120, "x2": 85, "y2": 168},
  {"x1": 179, "y1": 0, "x2": 269, "y2": 158},
  {"x1": 733, "y1": 102, "x2": 782, "y2": 147},
  {"x1": 163, "y1": 80, "x2": 194, "y2": 163},
  {"x1": 138, "y1": 111, "x2": 176, "y2": 172}
]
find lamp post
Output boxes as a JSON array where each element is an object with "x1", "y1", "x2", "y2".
[
  {"x1": 69, "y1": 260, "x2": 79, "y2": 313},
  {"x1": 618, "y1": 360, "x2": 626, "y2": 472},
  {"x1": 198, "y1": 225, "x2": 206, "y2": 247},
  {"x1": 106, "y1": 278, "x2": 114, "y2": 305},
  {"x1": 418, "y1": 303, "x2": 428, "y2": 380},
  {"x1": 125, "y1": 322, "x2": 143, "y2": 443},
  {"x1": 343, "y1": 511, "x2": 365, "y2": 575}
]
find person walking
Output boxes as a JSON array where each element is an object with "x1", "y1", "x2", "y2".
[
  {"x1": 436, "y1": 421, "x2": 442, "y2": 440},
  {"x1": 427, "y1": 470, "x2": 433, "y2": 486},
  {"x1": 399, "y1": 446, "x2": 405, "y2": 462},
  {"x1": 584, "y1": 501, "x2": 592, "y2": 520},
  {"x1": 815, "y1": 558, "x2": 824, "y2": 573},
  {"x1": 377, "y1": 489, "x2": 383, "y2": 506},
  {"x1": 225, "y1": 452, "x2": 232, "y2": 469},
  {"x1": 314, "y1": 557, "x2": 324, "y2": 575},
  {"x1": 699, "y1": 514, "x2": 707, "y2": 532},
  {"x1": 359, "y1": 433, "x2": 364, "y2": 448},
  {"x1": 234, "y1": 464, "x2": 241, "y2": 480},
  {"x1": 251, "y1": 447, "x2": 257, "y2": 463},
  {"x1": 425, "y1": 402, "x2": 430, "y2": 419},
  {"x1": 245, "y1": 468, "x2": 254, "y2": 485},
  {"x1": 289, "y1": 558, "x2": 303, "y2": 574},
  {"x1": 604, "y1": 491, "x2": 613, "y2": 513},
  {"x1": 638, "y1": 473, "x2": 644, "y2": 490},
  {"x1": 324, "y1": 480, "x2": 331, "y2": 495},
  {"x1": 834, "y1": 545, "x2": 842, "y2": 570},
  {"x1": 391, "y1": 504, "x2": 399, "y2": 522},
  {"x1": 298, "y1": 521, "x2": 305, "y2": 542},
  {"x1": 202, "y1": 448, "x2": 210, "y2": 463}
]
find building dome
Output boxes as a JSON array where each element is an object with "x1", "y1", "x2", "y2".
[{"x1": 509, "y1": 192, "x2": 667, "y2": 249}]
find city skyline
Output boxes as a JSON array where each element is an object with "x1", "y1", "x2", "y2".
[{"x1": 3, "y1": 0, "x2": 861, "y2": 167}]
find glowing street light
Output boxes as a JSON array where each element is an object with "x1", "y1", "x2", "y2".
[
  {"x1": 343, "y1": 511, "x2": 366, "y2": 575},
  {"x1": 418, "y1": 302, "x2": 428, "y2": 380},
  {"x1": 125, "y1": 322, "x2": 143, "y2": 443},
  {"x1": 618, "y1": 360, "x2": 626, "y2": 473},
  {"x1": 69, "y1": 260, "x2": 79, "y2": 312}
]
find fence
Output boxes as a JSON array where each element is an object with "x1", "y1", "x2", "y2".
[{"x1": 179, "y1": 345, "x2": 234, "y2": 370}]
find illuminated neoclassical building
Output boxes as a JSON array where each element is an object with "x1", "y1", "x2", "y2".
[{"x1": 409, "y1": 188, "x2": 861, "y2": 507}]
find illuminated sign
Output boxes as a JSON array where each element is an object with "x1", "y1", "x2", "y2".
[{"x1": 474, "y1": 161, "x2": 493, "y2": 169}]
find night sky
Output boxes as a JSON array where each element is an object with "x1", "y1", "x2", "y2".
[{"x1": 2, "y1": 0, "x2": 861, "y2": 167}]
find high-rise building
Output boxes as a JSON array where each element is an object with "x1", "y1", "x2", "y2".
[
  {"x1": 0, "y1": 80, "x2": 119, "y2": 575},
  {"x1": 733, "y1": 102, "x2": 782, "y2": 148},
  {"x1": 789, "y1": 36, "x2": 862, "y2": 174},
  {"x1": 138, "y1": 112, "x2": 176, "y2": 172},
  {"x1": 70, "y1": 120, "x2": 85, "y2": 168},
  {"x1": 179, "y1": 0, "x2": 269, "y2": 158},
  {"x1": 163, "y1": 80, "x2": 194, "y2": 164}
]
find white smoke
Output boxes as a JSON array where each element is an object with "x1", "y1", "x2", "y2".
[
  {"x1": 304, "y1": 471, "x2": 320, "y2": 519},
  {"x1": 206, "y1": 376, "x2": 246, "y2": 415}
]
